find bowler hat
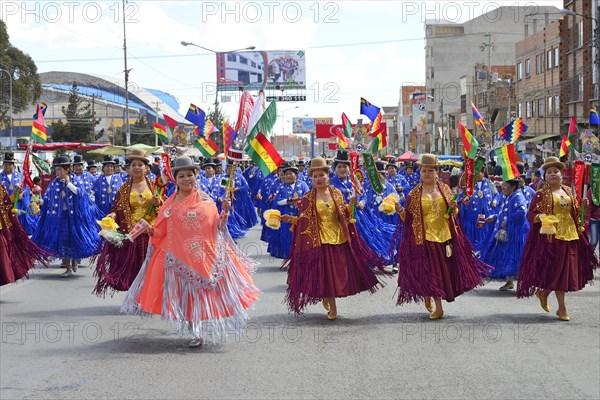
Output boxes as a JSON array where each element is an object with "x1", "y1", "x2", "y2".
[
  {"x1": 73, "y1": 155, "x2": 84, "y2": 165},
  {"x1": 172, "y1": 156, "x2": 199, "y2": 173},
  {"x1": 417, "y1": 153, "x2": 441, "y2": 168},
  {"x1": 53, "y1": 154, "x2": 72, "y2": 167},
  {"x1": 541, "y1": 156, "x2": 565, "y2": 171},
  {"x1": 126, "y1": 149, "x2": 149, "y2": 164},
  {"x1": 2, "y1": 152, "x2": 15, "y2": 164},
  {"x1": 102, "y1": 155, "x2": 116, "y2": 165},
  {"x1": 307, "y1": 157, "x2": 330, "y2": 176}
]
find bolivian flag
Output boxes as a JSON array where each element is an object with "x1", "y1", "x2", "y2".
[
  {"x1": 194, "y1": 136, "x2": 219, "y2": 158},
  {"x1": 31, "y1": 104, "x2": 47, "y2": 144},
  {"x1": 245, "y1": 132, "x2": 284, "y2": 176},
  {"x1": 459, "y1": 121, "x2": 478, "y2": 159},
  {"x1": 153, "y1": 122, "x2": 168, "y2": 144}
]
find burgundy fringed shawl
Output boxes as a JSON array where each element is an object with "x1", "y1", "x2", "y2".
[
  {"x1": 517, "y1": 184, "x2": 598, "y2": 297},
  {"x1": 393, "y1": 181, "x2": 491, "y2": 304},
  {"x1": 283, "y1": 186, "x2": 386, "y2": 313}
]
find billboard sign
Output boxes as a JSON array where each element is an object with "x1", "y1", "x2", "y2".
[
  {"x1": 216, "y1": 50, "x2": 306, "y2": 91},
  {"x1": 412, "y1": 93, "x2": 427, "y2": 133},
  {"x1": 292, "y1": 117, "x2": 333, "y2": 134}
]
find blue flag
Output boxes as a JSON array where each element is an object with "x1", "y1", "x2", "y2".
[
  {"x1": 360, "y1": 97, "x2": 381, "y2": 121},
  {"x1": 185, "y1": 103, "x2": 206, "y2": 128},
  {"x1": 591, "y1": 106, "x2": 600, "y2": 125}
]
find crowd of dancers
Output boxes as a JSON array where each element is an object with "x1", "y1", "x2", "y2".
[{"x1": 1, "y1": 149, "x2": 597, "y2": 347}]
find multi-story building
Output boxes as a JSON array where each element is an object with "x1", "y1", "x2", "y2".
[
  {"x1": 425, "y1": 5, "x2": 560, "y2": 154},
  {"x1": 560, "y1": 0, "x2": 599, "y2": 143},
  {"x1": 515, "y1": 17, "x2": 562, "y2": 159}
]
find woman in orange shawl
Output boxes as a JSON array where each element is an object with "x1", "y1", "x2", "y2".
[{"x1": 122, "y1": 156, "x2": 260, "y2": 348}]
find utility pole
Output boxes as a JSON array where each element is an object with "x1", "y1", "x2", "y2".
[{"x1": 122, "y1": 0, "x2": 131, "y2": 146}]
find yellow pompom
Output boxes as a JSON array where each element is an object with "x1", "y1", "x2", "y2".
[
  {"x1": 263, "y1": 209, "x2": 282, "y2": 230},
  {"x1": 378, "y1": 193, "x2": 400, "y2": 215},
  {"x1": 539, "y1": 215, "x2": 559, "y2": 235},
  {"x1": 11, "y1": 208, "x2": 18, "y2": 215},
  {"x1": 97, "y1": 217, "x2": 119, "y2": 231},
  {"x1": 349, "y1": 218, "x2": 357, "y2": 224}
]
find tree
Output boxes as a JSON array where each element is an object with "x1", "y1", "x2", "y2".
[
  {"x1": 0, "y1": 20, "x2": 42, "y2": 129},
  {"x1": 129, "y1": 115, "x2": 156, "y2": 146},
  {"x1": 50, "y1": 83, "x2": 101, "y2": 143}
]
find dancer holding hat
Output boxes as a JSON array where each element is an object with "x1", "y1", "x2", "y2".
[
  {"x1": 282, "y1": 157, "x2": 386, "y2": 319},
  {"x1": 122, "y1": 156, "x2": 259, "y2": 347},
  {"x1": 94, "y1": 149, "x2": 160, "y2": 296},
  {"x1": 392, "y1": 154, "x2": 491, "y2": 319},
  {"x1": 517, "y1": 157, "x2": 598, "y2": 321}
]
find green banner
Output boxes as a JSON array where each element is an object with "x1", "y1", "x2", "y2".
[
  {"x1": 472, "y1": 156, "x2": 486, "y2": 189},
  {"x1": 363, "y1": 152, "x2": 383, "y2": 194},
  {"x1": 592, "y1": 163, "x2": 600, "y2": 206}
]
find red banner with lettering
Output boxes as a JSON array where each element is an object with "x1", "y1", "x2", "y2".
[{"x1": 573, "y1": 161, "x2": 585, "y2": 201}]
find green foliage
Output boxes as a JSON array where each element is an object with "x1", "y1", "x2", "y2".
[
  {"x1": 50, "y1": 83, "x2": 101, "y2": 143},
  {"x1": 0, "y1": 20, "x2": 42, "y2": 128}
]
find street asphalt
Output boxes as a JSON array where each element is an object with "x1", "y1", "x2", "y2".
[{"x1": 1, "y1": 225, "x2": 599, "y2": 399}]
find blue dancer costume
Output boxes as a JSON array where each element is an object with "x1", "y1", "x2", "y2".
[
  {"x1": 32, "y1": 155, "x2": 101, "y2": 260},
  {"x1": 93, "y1": 156, "x2": 125, "y2": 217},
  {"x1": 459, "y1": 176, "x2": 495, "y2": 250},
  {"x1": 479, "y1": 186, "x2": 529, "y2": 279}
]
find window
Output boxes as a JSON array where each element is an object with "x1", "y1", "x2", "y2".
[
  {"x1": 568, "y1": 27, "x2": 573, "y2": 51},
  {"x1": 428, "y1": 67, "x2": 435, "y2": 79},
  {"x1": 538, "y1": 98, "x2": 545, "y2": 117},
  {"x1": 578, "y1": 74, "x2": 584, "y2": 101},
  {"x1": 517, "y1": 62, "x2": 522, "y2": 80},
  {"x1": 554, "y1": 48, "x2": 559, "y2": 67},
  {"x1": 227, "y1": 54, "x2": 237, "y2": 62},
  {"x1": 526, "y1": 101, "x2": 532, "y2": 118},
  {"x1": 525, "y1": 59, "x2": 531, "y2": 78},
  {"x1": 239, "y1": 56, "x2": 248, "y2": 65},
  {"x1": 547, "y1": 50, "x2": 553, "y2": 69},
  {"x1": 536, "y1": 54, "x2": 544, "y2": 74},
  {"x1": 251, "y1": 61, "x2": 256, "y2": 68},
  {"x1": 518, "y1": 102, "x2": 523, "y2": 118},
  {"x1": 554, "y1": 95, "x2": 560, "y2": 115},
  {"x1": 548, "y1": 96, "x2": 553, "y2": 115},
  {"x1": 579, "y1": 21, "x2": 584, "y2": 49},
  {"x1": 460, "y1": 94, "x2": 466, "y2": 113}
]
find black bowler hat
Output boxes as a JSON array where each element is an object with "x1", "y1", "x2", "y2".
[
  {"x1": 53, "y1": 154, "x2": 72, "y2": 167},
  {"x1": 86, "y1": 160, "x2": 97, "y2": 169},
  {"x1": 3, "y1": 152, "x2": 15, "y2": 164},
  {"x1": 73, "y1": 155, "x2": 84, "y2": 165},
  {"x1": 282, "y1": 162, "x2": 298, "y2": 174},
  {"x1": 333, "y1": 150, "x2": 351, "y2": 165},
  {"x1": 387, "y1": 159, "x2": 398, "y2": 168},
  {"x1": 375, "y1": 160, "x2": 386, "y2": 173},
  {"x1": 202, "y1": 159, "x2": 217, "y2": 169},
  {"x1": 102, "y1": 155, "x2": 116, "y2": 165}
]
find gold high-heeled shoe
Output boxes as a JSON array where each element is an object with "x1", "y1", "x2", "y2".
[
  {"x1": 556, "y1": 311, "x2": 570, "y2": 321},
  {"x1": 429, "y1": 311, "x2": 444, "y2": 320},
  {"x1": 327, "y1": 311, "x2": 337, "y2": 320},
  {"x1": 424, "y1": 298, "x2": 434, "y2": 313},
  {"x1": 322, "y1": 298, "x2": 330, "y2": 312},
  {"x1": 535, "y1": 291, "x2": 550, "y2": 312}
]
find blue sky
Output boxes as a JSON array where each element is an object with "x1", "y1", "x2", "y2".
[{"x1": 2, "y1": 0, "x2": 561, "y2": 133}]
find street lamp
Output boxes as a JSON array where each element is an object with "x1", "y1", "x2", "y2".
[
  {"x1": 0, "y1": 68, "x2": 13, "y2": 149},
  {"x1": 180, "y1": 41, "x2": 256, "y2": 134}
]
